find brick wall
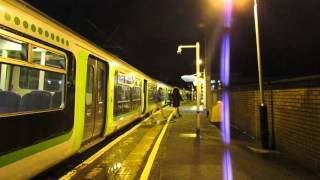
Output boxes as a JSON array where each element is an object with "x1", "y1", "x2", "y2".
[{"x1": 229, "y1": 87, "x2": 320, "y2": 172}]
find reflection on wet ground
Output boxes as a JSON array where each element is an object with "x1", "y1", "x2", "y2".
[
  {"x1": 69, "y1": 108, "x2": 172, "y2": 180},
  {"x1": 223, "y1": 149, "x2": 233, "y2": 180}
]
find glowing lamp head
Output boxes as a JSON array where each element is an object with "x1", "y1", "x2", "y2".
[{"x1": 177, "y1": 46, "x2": 182, "y2": 54}]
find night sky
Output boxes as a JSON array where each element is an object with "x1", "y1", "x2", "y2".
[{"x1": 25, "y1": 0, "x2": 320, "y2": 87}]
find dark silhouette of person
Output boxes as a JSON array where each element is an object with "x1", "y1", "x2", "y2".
[{"x1": 172, "y1": 87, "x2": 183, "y2": 117}]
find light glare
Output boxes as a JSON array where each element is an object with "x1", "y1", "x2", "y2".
[
  {"x1": 223, "y1": 149, "x2": 233, "y2": 180},
  {"x1": 110, "y1": 62, "x2": 119, "y2": 67}
]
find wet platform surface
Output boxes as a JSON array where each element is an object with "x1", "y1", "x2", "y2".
[
  {"x1": 64, "y1": 108, "x2": 171, "y2": 180},
  {"x1": 62, "y1": 105, "x2": 319, "y2": 180}
]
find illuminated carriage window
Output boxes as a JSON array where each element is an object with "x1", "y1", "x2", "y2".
[
  {"x1": 19, "y1": 67, "x2": 65, "y2": 92},
  {"x1": 131, "y1": 79, "x2": 141, "y2": 111},
  {"x1": 0, "y1": 37, "x2": 66, "y2": 115},
  {"x1": 31, "y1": 46, "x2": 66, "y2": 69},
  {"x1": 0, "y1": 35, "x2": 27, "y2": 61},
  {"x1": 148, "y1": 82, "x2": 157, "y2": 105},
  {"x1": 0, "y1": 63, "x2": 65, "y2": 115},
  {"x1": 19, "y1": 67, "x2": 39, "y2": 89},
  {"x1": 113, "y1": 71, "x2": 141, "y2": 117},
  {"x1": 114, "y1": 71, "x2": 130, "y2": 116}
]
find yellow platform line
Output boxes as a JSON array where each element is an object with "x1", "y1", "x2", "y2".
[{"x1": 140, "y1": 109, "x2": 176, "y2": 180}]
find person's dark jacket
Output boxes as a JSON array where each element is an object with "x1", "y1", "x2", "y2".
[{"x1": 172, "y1": 89, "x2": 183, "y2": 107}]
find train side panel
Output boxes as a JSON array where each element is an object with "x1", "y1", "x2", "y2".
[{"x1": 0, "y1": 0, "x2": 174, "y2": 178}]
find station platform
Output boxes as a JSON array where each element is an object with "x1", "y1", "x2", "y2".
[{"x1": 60, "y1": 105, "x2": 319, "y2": 180}]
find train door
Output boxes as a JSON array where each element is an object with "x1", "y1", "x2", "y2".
[
  {"x1": 93, "y1": 60, "x2": 107, "y2": 137},
  {"x1": 83, "y1": 57, "x2": 108, "y2": 143}
]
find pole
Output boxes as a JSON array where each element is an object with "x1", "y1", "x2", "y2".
[
  {"x1": 177, "y1": 43, "x2": 202, "y2": 137},
  {"x1": 203, "y1": 69, "x2": 206, "y2": 110},
  {"x1": 254, "y1": 0, "x2": 269, "y2": 149},
  {"x1": 196, "y1": 42, "x2": 201, "y2": 137},
  {"x1": 191, "y1": 86, "x2": 194, "y2": 101},
  {"x1": 204, "y1": 43, "x2": 212, "y2": 119}
]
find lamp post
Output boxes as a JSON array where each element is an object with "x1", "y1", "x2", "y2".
[
  {"x1": 177, "y1": 42, "x2": 201, "y2": 137},
  {"x1": 198, "y1": 63, "x2": 206, "y2": 111},
  {"x1": 253, "y1": 0, "x2": 269, "y2": 149}
]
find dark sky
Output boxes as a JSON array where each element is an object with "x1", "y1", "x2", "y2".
[{"x1": 25, "y1": 0, "x2": 320, "y2": 86}]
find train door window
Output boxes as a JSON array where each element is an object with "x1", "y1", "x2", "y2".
[
  {"x1": 98, "y1": 69, "x2": 105, "y2": 102},
  {"x1": 93, "y1": 60, "x2": 107, "y2": 137},
  {"x1": 83, "y1": 61, "x2": 95, "y2": 142},
  {"x1": 0, "y1": 35, "x2": 27, "y2": 61},
  {"x1": 86, "y1": 66, "x2": 94, "y2": 106}
]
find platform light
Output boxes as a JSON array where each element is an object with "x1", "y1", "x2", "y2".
[
  {"x1": 179, "y1": 133, "x2": 197, "y2": 138},
  {"x1": 177, "y1": 47, "x2": 182, "y2": 54}
]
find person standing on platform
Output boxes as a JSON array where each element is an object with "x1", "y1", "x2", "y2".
[
  {"x1": 169, "y1": 90, "x2": 173, "y2": 106},
  {"x1": 172, "y1": 87, "x2": 183, "y2": 118},
  {"x1": 154, "y1": 87, "x2": 166, "y2": 120}
]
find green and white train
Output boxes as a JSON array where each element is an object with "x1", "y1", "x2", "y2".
[{"x1": 0, "y1": 0, "x2": 173, "y2": 178}]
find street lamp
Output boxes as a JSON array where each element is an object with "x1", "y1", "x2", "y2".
[
  {"x1": 177, "y1": 42, "x2": 202, "y2": 137},
  {"x1": 252, "y1": 0, "x2": 269, "y2": 149}
]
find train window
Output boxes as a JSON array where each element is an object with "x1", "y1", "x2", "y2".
[
  {"x1": 114, "y1": 71, "x2": 118, "y2": 83},
  {"x1": 0, "y1": 63, "x2": 65, "y2": 115},
  {"x1": 86, "y1": 66, "x2": 94, "y2": 106},
  {"x1": 131, "y1": 86, "x2": 141, "y2": 111},
  {"x1": 125, "y1": 76, "x2": 133, "y2": 84},
  {"x1": 31, "y1": 46, "x2": 66, "y2": 69},
  {"x1": 113, "y1": 71, "x2": 141, "y2": 117},
  {"x1": 44, "y1": 71, "x2": 64, "y2": 91},
  {"x1": 19, "y1": 67, "x2": 65, "y2": 92},
  {"x1": 148, "y1": 83, "x2": 157, "y2": 105},
  {"x1": 98, "y1": 69, "x2": 105, "y2": 102},
  {"x1": 0, "y1": 35, "x2": 27, "y2": 61},
  {"x1": 118, "y1": 72, "x2": 125, "y2": 83},
  {"x1": 19, "y1": 67, "x2": 40, "y2": 89}
]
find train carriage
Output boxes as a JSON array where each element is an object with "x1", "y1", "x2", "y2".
[{"x1": 0, "y1": 0, "x2": 172, "y2": 179}]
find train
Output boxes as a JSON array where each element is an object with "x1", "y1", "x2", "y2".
[{"x1": 0, "y1": 0, "x2": 176, "y2": 179}]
